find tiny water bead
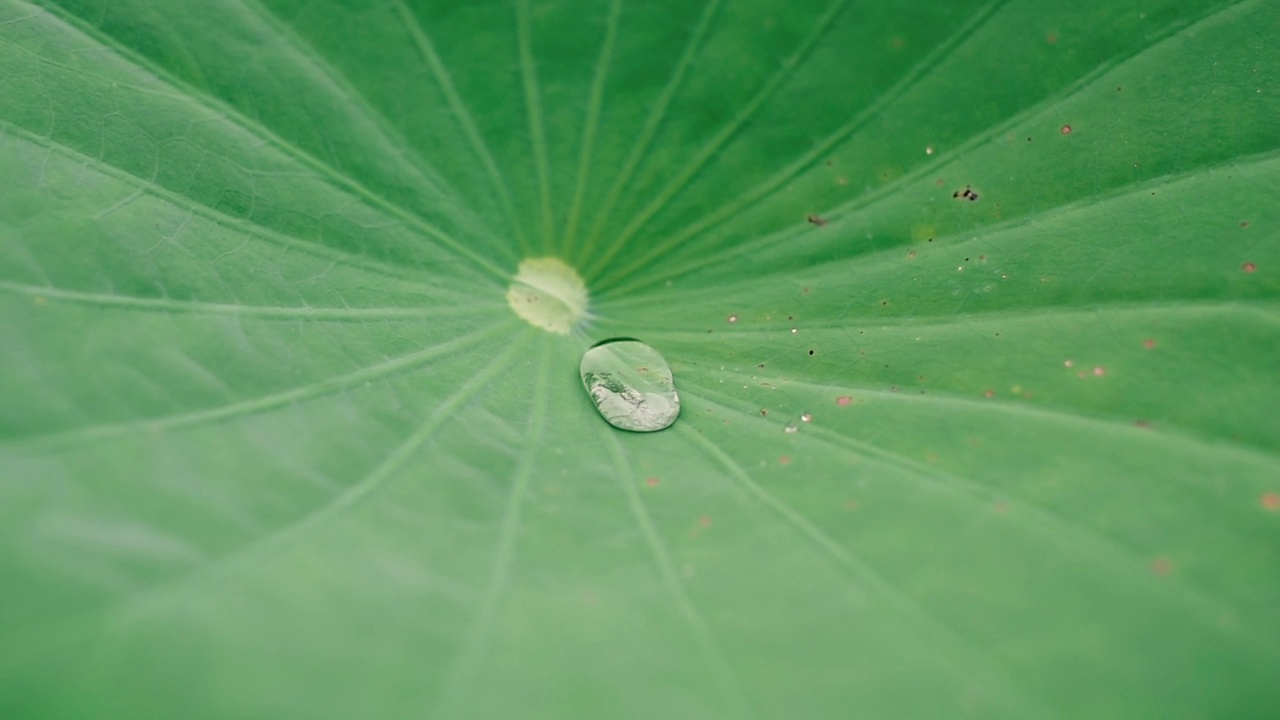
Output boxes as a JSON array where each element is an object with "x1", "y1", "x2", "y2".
[
  {"x1": 579, "y1": 340, "x2": 680, "y2": 432},
  {"x1": 505, "y1": 257, "x2": 587, "y2": 334}
]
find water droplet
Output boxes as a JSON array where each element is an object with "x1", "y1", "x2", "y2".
[
  {"x1": 580, "y1": 340, "x2": 680, "y2": 432},
  {"x1": 800, "y1": 413, "x2": 813, "y2": 423},
  {"x1": 784, "y1": 423, "x2": 798, "y2": 434},
  {"x1": 727, "y1": 314, "x2": 739, "y2": 323}
]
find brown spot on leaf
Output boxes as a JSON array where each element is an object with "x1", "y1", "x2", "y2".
[{"x1": 1260, "y1": 492, "x2": 1280, "y2": 512}]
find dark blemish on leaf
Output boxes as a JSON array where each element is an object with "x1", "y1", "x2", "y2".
[
  {"x1": 1240, "y1": 221, "x2": 1249, "y2": 228},
  {"x1": 1260, "y1": 492, "x2": 1280, "y2": 512},
  {"x1": 759, "y1": 409, "x2": 768, "y2": 416},
  {"x1": 1242, "y1": 262, "x2": 1257, "y2": 273},
  {"x1": 825, "y1": 158, "x2": 834, "y2": 166},
  {"x1": 808, "y1": 350, "x2": 815, "y2": 356},
  {"x1": 757, "y1": 363, "x2": 765, "y2": 368},
  {"x1": 1117, "y1": 86, "x2": 1123, "y2": 92},
  {"x1": 1151, "y1": 557, "x2": 1173, "y2": 577},
  {"x1": 802, "y1": 287, "x2": 810, "y2": 295},
  {"x1": 1143, "y1": 338, "x2": 1156, "y2": 349},
  {"x1": 907, "y1": 250, "x2": 917, "y2": 259},
  {"x1": 807, "y1": 214, "x2": 828, "y2": 227},
  {"x1": 1061, "y1": 124, "x2": 1072, "y2": 135},
  {"x1": 1135, "y1": 420, "x2": 1151, "y2": 429},
  {"x1": 952, "y1": 186, "x2": 980, "y2": 201},
  {"x1": 934, "y1": 178, "x2": 945, "y2": 186},
  {"x1": 890, "y1": 386, "x2": 899, "y2": 393}
]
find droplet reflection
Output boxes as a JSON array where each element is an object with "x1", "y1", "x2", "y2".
[{"x1": 580, "y1": 340, "x2": 680, "y2": 432}]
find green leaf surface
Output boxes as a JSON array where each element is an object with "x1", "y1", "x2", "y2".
[{"x1": 2, "y1": 0, "x2": 1278, "y2": 717}]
